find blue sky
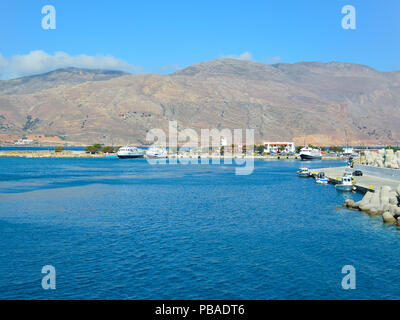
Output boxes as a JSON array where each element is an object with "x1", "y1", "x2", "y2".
[{"x1": 1, "y1": 0, "x2": 399, "y2": 79}]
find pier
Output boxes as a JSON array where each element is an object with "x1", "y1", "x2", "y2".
[{"x1": 312, "y1": 166, "x2": 400, "y2": 193}]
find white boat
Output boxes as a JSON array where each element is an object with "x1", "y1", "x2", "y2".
[
  {"x1": 315, "y1": 172, "x2": 329, "y2": 184},
  {"x1": 299, "y1": 147, "x2": 322, "y2": 161},
  {"x1": 335, "y1": 176, "x2": 354, "y2": 191},
  {"x1": 297, "y1": 167, "x2": 311, "y2": 177},
  {"x1": 117, "y1": 146, "x2": 144, "y2": 159},
  {"x1": 343, "y1": 169, "x2": 353, "y2": 178},
  {"x1": 316, "y1": 178, "x2": 329, "y2": 185},
  {"x1": 146, "y1": 146, "x2": 168, "y2": 159}
]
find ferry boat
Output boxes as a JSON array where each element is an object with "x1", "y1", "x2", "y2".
[
  {"x1": 299, "y1": 147, "x2": 322, "y2": 161},
  {"x1": 146, "y1": 146, "x2": 168, "y2": 159},
  {"x1": 117, "y1": 146, "x2": 144, "y2": 159}
]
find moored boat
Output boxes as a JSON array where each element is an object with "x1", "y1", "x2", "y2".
[
  {"x1": 315, "y1": 172, "x2": 329, "y2": 184},
  {"x1": 117, "y1": 146, "x2": 144, "y2": 159},
  {"x1": 297, "y1": 167, "x2": 311, "y2": 177},
  {"x1": 146, "y1": 146, "x2": 168, "y2": 159},
  {"x1": 299, "y1": 147, "x2": 322, "y2": 161},
  {"x1": 335, "y1": 176, "x2": 354, "y2": 192}
]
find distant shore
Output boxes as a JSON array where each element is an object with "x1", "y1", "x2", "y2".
[{"x1": 0, "y1": 150, "x2": 345, "y2": 160}]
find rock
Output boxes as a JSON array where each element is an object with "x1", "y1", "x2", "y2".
[
  {"x1": 344, "y1": 199, "x2": 355, "y2": 208},
  {"x1": 397, "y1": 185, "x2": 400, "y2": 196},
  {"x1": 389, "y1": 204, "x2": 398, "y2": 215},
  {"x1": 383, "y1": 203, "x2": 391, "y2": 212},
  {"x1": 369, "y1": 207, "x2": 380, "y2": 216},
  {"x1": 355, "y1": 191, "x2": 373, "y2": 207},
  {"x1": 382, "y1": 212, "x2": 397, "y2": 224}
]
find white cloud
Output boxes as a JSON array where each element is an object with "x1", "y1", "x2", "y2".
[
  {"x1": 0, "y1": 51, "x2": 142, "y2": 80},
  {"x1": 263, "y1": 56, "x2": 282, "y2": 64},
  {"x1": 220, "y1": 51, "x2": 253, "y2": 61}
]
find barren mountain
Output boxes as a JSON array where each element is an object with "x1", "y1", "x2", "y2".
[
  {"x1": 0, "y1": 67, "x2": 128, "y2": 96},
  {"x1": 0, "y1": 59, "x2": 399, "y2": 146}
]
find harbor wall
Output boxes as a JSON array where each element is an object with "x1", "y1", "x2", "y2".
[{"x1": 355, "y1": 164, "x2": 400, "y2": 182}]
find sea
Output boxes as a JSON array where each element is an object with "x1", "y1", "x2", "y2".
[{"x1": 0, "y1": 157, "x2": 399, "y2": 300}]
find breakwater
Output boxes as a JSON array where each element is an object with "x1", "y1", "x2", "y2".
[
  {"x1": 316, "y1": 165, "x2": 400, "y2": 226},
  {"x1": 344, "y1": 185, "x2": 400, "y2": 225},
  {"x1": 312, "y1": 166, "x2": 400, "y2": 193}
]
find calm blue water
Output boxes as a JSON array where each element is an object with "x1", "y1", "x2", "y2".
[
  {"x1": 0, "y1": 146, "x2": 86, "y2": 151},
  {"x1": 0, "y1": 157, "x2": 399, "y2": 300}
]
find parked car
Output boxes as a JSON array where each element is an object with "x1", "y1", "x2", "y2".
[{"x1": 353, "y1": 170, "x2": 363, "y2": 177}]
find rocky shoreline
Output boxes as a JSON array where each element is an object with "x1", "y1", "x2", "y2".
[
  {"x1": 364, "y1": 149, "x2": 400, "y2": 169},
  {"x1": 344, "y1": 185, "x2": 400, "y2": 226}
]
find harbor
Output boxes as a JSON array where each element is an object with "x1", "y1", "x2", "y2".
[
  {"x1": 305, "y1": 156, "x2": 400, "y2": 227},
  {"x1": 311, "y1": 166, "x2": 400, "y2": 193},
  {"x1": 2, "y1": 157, "x2": 398, "y2": 300}
]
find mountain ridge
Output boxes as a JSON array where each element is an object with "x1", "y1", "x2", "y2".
[{"x1": 0, "y1": 59, "x2": 399, "y2": 146}]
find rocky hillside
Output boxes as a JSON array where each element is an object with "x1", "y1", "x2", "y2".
[
  {"x1": 0, "y1": 67, "x2": 128, "y2": 96},
  {"x1": 0, "y1": 59, "x2": 399, "y2": 146}
]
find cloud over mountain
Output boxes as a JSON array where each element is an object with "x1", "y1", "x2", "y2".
[
  {"x1": 0, "y1": 51, "x2": 141, "y2": 80},
  {"x1": 220, "y1": 51, "x2": 253, "y2": 61}
]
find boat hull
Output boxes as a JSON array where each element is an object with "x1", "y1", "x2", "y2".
[
  {"x1": 117, "y1": 155, "x2": 144, "y2": 159},
  {"x1": 146, "y1": 155, "x2": 168, "y2": 159},
  {"x1": 335, "y1": 184, "x2": 353, "y2": 191},
  {"x1": 298, "y1": 173, "x2": 311, "y2": 178},
  {"x1": 316, "y1": 179, "x2": 329, "y2": 184},
  {"x1": 300, "y1": 154, "x2": 322, "y2": 161}
]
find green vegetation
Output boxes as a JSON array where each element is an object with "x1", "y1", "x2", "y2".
[
  {"x1": 54, "y1": 146, "x2": 64, "y2": 153},
  {"x1": 385, "y1": 146, "x2": 399, "y2": 151},
  {"x1": 85, "y1": 144, "x2": 121, "y2": 154},
  {"x1": 102, "y1": 146, "x2": 115, "y2": 154},
  {"x1": 329, "y1": 146, "x2": 344, "y2": 153},
  {"x1": 256, "y1": 145, "x2": 265, "y2": 154},
  {"x1": 85, "y1": 143, "x2": 103, "y2": 154}
]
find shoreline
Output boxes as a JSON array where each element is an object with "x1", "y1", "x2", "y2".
[{"x1": 0, "y1": 150, "x2": 345, "y2": 160}]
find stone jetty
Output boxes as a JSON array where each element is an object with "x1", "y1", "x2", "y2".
[
  {"x1": 364, "y1": 149, "x2": 400, "y2": 169},
  {"x1": 344, "y1": 185, "x2": 400, "y2": 226}
]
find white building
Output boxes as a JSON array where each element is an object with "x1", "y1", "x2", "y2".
[
  {"x1": 343, "y1": 147, "x2": 354, "y2": 156},
  {"x1": 264, "y1": 142, "x2": 296, "y2": 153},
  {"x1": 15, "y1": 139, "x2": 34, "y2": 145}
]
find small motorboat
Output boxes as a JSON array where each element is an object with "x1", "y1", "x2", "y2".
[
  {"x1": 315, "y1": 172, "x2": 329, "y2": 184},
  {"x1": 297, "y1": 168, "x2": 311, "y2": 178},
  {"x1": 335, "y1": 176, "x2": 355, "y2": 192}
]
